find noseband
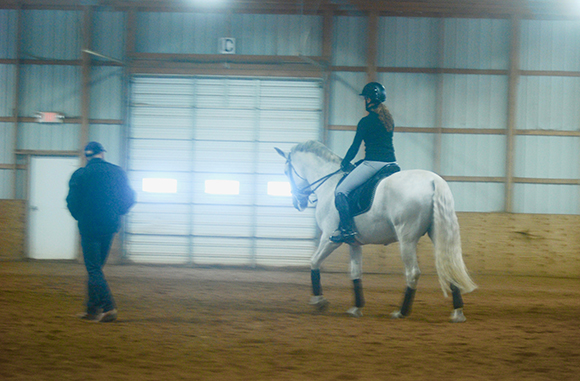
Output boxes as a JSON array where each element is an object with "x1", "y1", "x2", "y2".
[{"x1": 286, "y1": 152, "x2": 342, "y2": 207}]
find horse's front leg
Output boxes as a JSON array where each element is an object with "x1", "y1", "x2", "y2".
[
  {"x1": 346, "y1": 244, "x2": 364, "y2": 318},
  {"x1": 309, "y1": 236, "x2": 341, "y2": 311}
]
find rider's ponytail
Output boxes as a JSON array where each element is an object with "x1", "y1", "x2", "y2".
[{"x1": 369, "y1": 103, "x2": 394, "y2": 132}]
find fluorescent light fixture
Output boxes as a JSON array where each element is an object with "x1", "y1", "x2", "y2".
[
  {"x1": 205, "y1": 180, "x2": 239, "y2": 195},
  {"x1": 142, "y1": 178, "x2": 178, "y2": 193},
  {"x1": 267, "y1": 181, "x2": 292, "y2": 197}
]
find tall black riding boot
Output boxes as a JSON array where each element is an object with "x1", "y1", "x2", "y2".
[{"x1": 330, "y1": 193, "x2": 357, "y2": 243}]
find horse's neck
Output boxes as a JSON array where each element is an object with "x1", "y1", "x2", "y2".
[{"x1": 295, "y1": 153, "x2": 338, "y2": 183}]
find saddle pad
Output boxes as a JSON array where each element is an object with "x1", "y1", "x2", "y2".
[{"x1": 337, "y1": 163, "x2": 401, "y2": 217}]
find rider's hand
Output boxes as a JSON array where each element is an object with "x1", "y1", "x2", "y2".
[{"x1": 341, "y1": 159, "x2": 355, "y2": 172}]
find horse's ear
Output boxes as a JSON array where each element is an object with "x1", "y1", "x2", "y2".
[{"x1": 274, "y1": 147, "x2": 287, "y2": 159}]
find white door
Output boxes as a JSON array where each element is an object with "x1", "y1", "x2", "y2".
[{"x1": 28, "y1": 157, "x2": 79, "y2": 260}]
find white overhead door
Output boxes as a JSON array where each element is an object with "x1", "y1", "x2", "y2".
[{"x1": 126, "y1": 76, "x2": 322, "y2": 266}]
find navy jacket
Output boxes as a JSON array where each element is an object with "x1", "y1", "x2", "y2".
[{"x1": 67, "y1": 158, "x2": 135, "y2": 237}]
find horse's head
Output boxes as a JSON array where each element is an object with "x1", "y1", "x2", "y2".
[{"x1": 275, "y1": 147, "x2": 311, "y2": 212}]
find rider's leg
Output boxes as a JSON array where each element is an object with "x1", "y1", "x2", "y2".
[
  {"x1": 330, "y1": 192, "x2": 357, "y2": 243},
  {"x1": 331, "y1": 162, "x2": 382, "y2": 243}
]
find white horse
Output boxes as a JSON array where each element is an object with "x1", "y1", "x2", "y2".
[{"x1": 275, "y1": 141, "x2": 477, "y2": 323}]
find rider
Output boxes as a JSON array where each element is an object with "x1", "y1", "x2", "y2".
[{"x1": 330, "y1": 82, "x2": 399, "y2": 243}]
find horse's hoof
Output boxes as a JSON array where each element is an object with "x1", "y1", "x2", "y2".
[
  {"x1": 450, "y1": 309, "x2": 466, "y2": 323},
  {"x1": 346, "y1": 307, "x2": 363, "y2": 318},
  {"x1": 309, "y1": 296, "x2": 329, "y2": 311},
  {"x1": 390, "y1": 310, "x2": 405, "y2": 319}
]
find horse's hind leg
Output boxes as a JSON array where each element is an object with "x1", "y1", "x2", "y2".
[
  {"x1": 391, "y1": 240, "x2": 421, "y2": 319},
  {"x1": 346, "y1": 245, "x2": 364, "y2": 318}
]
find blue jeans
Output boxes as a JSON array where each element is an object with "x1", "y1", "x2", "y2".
[{"x1": 81, "y1": 233, "x2": 116, "y2": 314}]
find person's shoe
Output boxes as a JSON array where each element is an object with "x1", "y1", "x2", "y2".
[
  {"x1": 97, "y1": 309, "x2": 118, "y2": 323},
  {"x1": 77, "y1": 312, "x2": 99, "y2": 321},
  {"x1": 329, "y1": 229, "x2": 357, "y2": 243}
]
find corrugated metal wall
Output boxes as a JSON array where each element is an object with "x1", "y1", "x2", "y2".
[
  {"x1": 0, "y1": 7, "x2": 578, "y2": 216},
  {"x1": 328, "y1": 16, "x2": 579, "y2": 214},
  {"x1": 135, "y1": 12, "x2": 322, "y2": 56},
  {"x1": 0, "y1": 10, "x2": 17, "y2": 198},
  {"x1": 515, "y1": 19, "x2": 580, "y2": 213}
]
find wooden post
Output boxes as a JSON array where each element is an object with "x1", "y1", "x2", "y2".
[
  {"x1": 434, "y1": 18, "x2": 445, "y2": 175},
  {"x1": 505, "y1": 15, "x2": 520, "y2": 212},
  {"x1": 12, "y1": 5, "x2": 22, "y2": 199},
  {"x1": 367, "y1": 11, "x2": 378, "y2": 83},
  {"x1": 80, "y1": 6, "x2": 92, "y2": 165},
  {"x1": 322, "y1": 9, "x2": 333, "y2": 145}
]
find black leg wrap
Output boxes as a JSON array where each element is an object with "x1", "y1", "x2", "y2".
[
  {"x1": 451, "y1": 283, "x2": 463, "y2": 310},
  {"x1": 353, "y1": 279, "x2": 365, "y2": 308},
  {"x1": 400, "y1": 287, "x2": 416, "y2": 317},
  {"x1": 311, "y1": 269, "x2": 322, "y2": 296}
]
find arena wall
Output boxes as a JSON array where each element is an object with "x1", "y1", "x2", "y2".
[{"x1": 1, "y1": 200, "x2": 579, "y2": 277}]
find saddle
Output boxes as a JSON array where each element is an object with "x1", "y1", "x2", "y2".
[{"x1": 337, "y1": 163, "x2": 401, "y2": 217}]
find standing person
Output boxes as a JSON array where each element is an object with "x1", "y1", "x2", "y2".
[
  {"x1": 330, "y1": 82, "x2": 400, "y2": 244},
  {"x1": 66, "y1": 142, "x2": 135, "y2": 322}
]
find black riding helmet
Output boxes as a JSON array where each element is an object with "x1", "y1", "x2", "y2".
[{"x1": 360, "y1": 82, "x2": 386, "y2": 106}]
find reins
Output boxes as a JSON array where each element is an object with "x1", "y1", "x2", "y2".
[{"x1": 286, "y1": 152, "x2": 342, "y2": 204}]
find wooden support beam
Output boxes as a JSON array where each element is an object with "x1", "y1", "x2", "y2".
[
  {"x1": 366, "y1": 11, "x2": 378, "y2": 83},
  {"x1": 505, "y1": 14, "x2": 520, "y2": 213},
  {"x1": 80, "y1": 6, "x2": 92, "y2": 164},
  {"x1": 11, "y1": 5, "x2": 22, "y2": 199}
]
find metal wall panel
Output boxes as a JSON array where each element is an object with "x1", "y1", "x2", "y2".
[
  {"x1": 441, "y1": 134, "x2": 506, "y2": 177},
  {"x1": 89, "y1": 67, "x2": 124, "y2": 120},
  {"x1": 19, "y1": 65, "x2": 81, "y2": 117},
  {"x1": 231, "y1": 14, "x2": 322, "y2": 56},
  {"x1": 515, "y1": 136, "x2": 580, "y2": 180},
  {"x1": 0, "y1": 122, "x2": 15, "y2": 163},
  {"x1": 513, "y1": 184, "x2": 580, "y2": 214},
  {"x1": 0, "y1": 10, "x2": 17, "y2": 59},
  {"x1": 378, "y1": 17, "x2": 439, "y2": 68},
  {"x1": 17, "y1": 122, "x2": 79, "y2": 151},
  {"x1": 0, "y1": 170, "x2": 13, "y2": 199},
  {"x1": 135, "y1": 12, "x2": 322, "y2": 56},
  {"x1": 520, "y1": 20, "x2": 580, "y2": 71},
  {"x1": 443, "y1": 18, "x2": 510, "y2": 70},
  {"x1": 326, "y1": 130, "x2": 359, "y2": 162},
  {"x1": 441, "y1": 74, "x2": 508, "y2": 129},
  {"x1": 395, "y1": 133, "x2": 436, "y2": 171},
  {"x1": 127, "y1": 76, "x2": 322, "y2": 266},
  {"x1": 517, "y1": 76, "x2": 580, "y2": 131},
  {"x1": 135, "y1": 12, "x2": 227, "y2": 54},
  {"x1": 449, "y1": 182, "x2": 505, "y2": 212},
  {"x1": 328, "y1": 71, "x2": 367, "y2": 126},
  {"x1": 0, "y1": 64, "x2": 15, "y2": 116},
  {"x1": 378, "y1": 72, "x2": 438, "y2": 128},
  {"x1": 89, "y1": 124, "x2": 123, "y2": 166},
  {"x1": 92, "y1": 11, "x2": 126, "y2": 61},
  {"x1": 21, "y1": 10, "x2": 82, "y2": 60},
  {"x1": 332, "y1": 16, "x2": 367, "y2": 66}
]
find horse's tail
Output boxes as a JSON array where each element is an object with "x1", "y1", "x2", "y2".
[{"x1": 431, "y1": 176, "x2": 477, "y2": 297}]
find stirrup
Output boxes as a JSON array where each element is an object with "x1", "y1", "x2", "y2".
[{"x1": 329, "y1": 229, "x2": 357, "y2": 243}]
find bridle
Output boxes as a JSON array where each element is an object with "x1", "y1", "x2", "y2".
[{"x1": 285, "y1": 152, "x2": 342, "y2": 207}]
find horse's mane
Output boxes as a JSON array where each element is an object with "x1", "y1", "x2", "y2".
[{"x1": 291, "y1": 140, "x2": 341, "y2": 163}]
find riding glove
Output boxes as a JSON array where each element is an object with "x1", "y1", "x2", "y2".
[{"x1": 341, "y1": 159, "x2": 355, "y2": 172}]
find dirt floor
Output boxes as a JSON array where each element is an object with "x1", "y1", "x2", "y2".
[{"x1": 0, "y1": 261, "x2": 579, "y2": 381}]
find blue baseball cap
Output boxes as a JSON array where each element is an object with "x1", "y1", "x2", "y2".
[{"x1": 84, "y1": 141, "x2": 106, "y2": 157}]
